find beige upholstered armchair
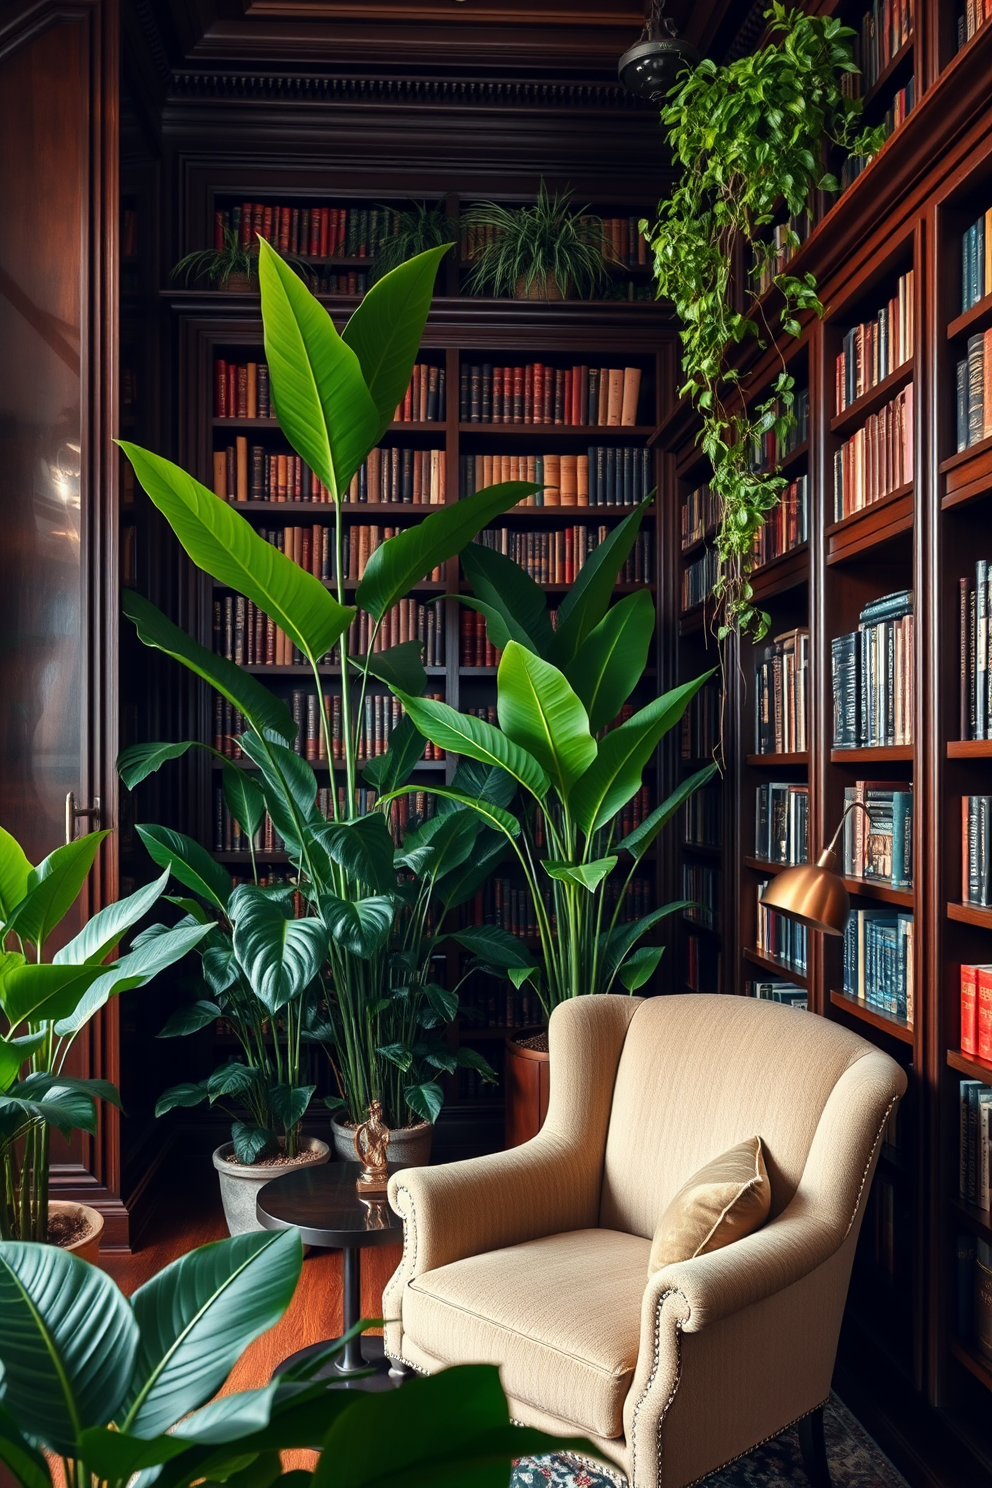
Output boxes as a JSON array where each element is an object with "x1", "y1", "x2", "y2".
[{"x1": 385, "y1": 993, "x2": 906, "y2": 1488}]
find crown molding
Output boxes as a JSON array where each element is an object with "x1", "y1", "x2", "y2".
[{"x1": 166, "y1": 70, "x2": 656, "y2": 110}]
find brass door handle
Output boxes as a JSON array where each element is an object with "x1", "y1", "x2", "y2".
[{"x1": 65, "y1": 791, "x2": 101, "y2": 845}]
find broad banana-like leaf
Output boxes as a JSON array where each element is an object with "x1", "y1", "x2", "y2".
[
  {"x1": 0, "y1": 827, "x2": 31, "y2": 921},
  {"x1": 356, "y1": 482, "x2": 538, "y2": 621},
  {"x1": 120, "y1": 442, "x2": 354, "y2": 667},
  {"x1": 619, "y1": 763, "x2": 719, "y2": 860},
  {"x1": 118, "y1": 739, "x2": 205, "y2": 791},
  {"x1": 122, "y1": 592, "x2": 296, "y2": 744},
  {"x1": 0, "y1": 1032, "x2": 47, "y2": 1093},
  {"x1": 542, "y1": 856, "x2": 617, "y2": 892},
  {"x1": 236, "y1": 736, "x2": 320, "y2": 863},
  {"x1": 460, "y1": 543, "x2": 555, "y2": 655},
  {"x1": 362, "y1": 640, "x2": 428, "y2": 697},
  {"x1": 318, "y1": 894, "x2": 394, "y2": 957},
  {"x1": 258, "y1": 237, "x2": 379, "y2": 498},
  {"x1": 600, "y1": 901, "x2": 693, "y2": 986},
  {"x1": 396, "y1": 691, "x2": 549, "y2": 799},
  {"x1": 362, "y1": 714, "x2": 424, "y2": 793},
  {"x1": 121, "y1": 1229, "x2": 303, "y2": 1439},
  {"x1": 496, "y1": 642, "x2": 595, "y2": 800},
  {"x1": 448, "y1": 924, "x2": 535, "y2": 968},
  {"x1": 53, "y1": 921, "x2": 213, "y2": 1040},
  {"x1": 223, "y1": 763, "x2": 266, "y2": 841},
  {"x1": 229, "y1": 887, "x2": 327, "y2": 1013},
  {"x1": 311, "y1": 815, "x2": 396, "y2": 894},
  {"x1": 0, "y1": 1241, "x2": 137, "y2": 1455},
  {"x1": 157, "y1": 1000, "x2": 221, "y2": 1038},
  {"x1": 570, "y1": 673, "x2": 713, "y2": 835},
  {"x1": 379, "y1": 785, "x2": 520, "y2": 842},
  {"x1": 618, "y1": 944, "x2": 665, "y2": 991},
  {"x1": 136, "y1": 825, "x2": 233, "y2": 911},
  {"x1": 0, "y1": 962, "x2": 110, "y2": 1031},
  {"x1": 54, "y1": 868, "x2": 170, "y2": 967},
  {"x1": 549, "y1": 499, "x2": 652, "y2": 667},
  {"x1": 565, "y1": 588, "x2": 655, "y2": 734},
  {"x1": 4, "y1": 831, "x2": 111, "y2": 951}
]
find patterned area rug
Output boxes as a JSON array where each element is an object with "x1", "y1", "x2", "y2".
[{"x1": 510, "y1": 1394, "x2": 908, "y2": 1488}]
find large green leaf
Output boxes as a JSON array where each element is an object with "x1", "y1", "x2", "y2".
[
  {"x1": 396, "y1": 810, "x2": 478, "y2": 881},
  {"x1": 53, "y1": 921, "x2": 213, "y2": 1040},
  {"x1": 312, "y1": 815, "x2": 396, "y2": 894},
  {"x1": 356, "y1": 482, "x2": 538, "y2": 622},
  {"x1": 157, "y1": 1000, "x2": 221, "y2": 1038},
  {"x1": 54, "y1": 868, "x2": 170, "y2": 967},
  {"x1": 121, "y1": 1229, "x2": 304, "y2": 1439},
  {"x1": 0, "y1": 1400, "x2": 51, "y2": 1488},
  {"x1": 448, "y1": 924, "x2": 535, "y2": 969},
  {"x1": 565, "y1": 589, "x2": 655, "y2": 734},
  {"x1": 0, "y1": 1032, "x2": 47, "y2": 1094},
  {"x1": 236, "y1": 736, "x2": 320, "y2": 863},
  {"x1": 4, "y1": 831, "x2": 111, "y2": 951},
  {"x1": 224, "y1": 763, "x2": 267, "y2": 841},
  {"x1": 0, "y1": 962, "x2": 109, "y2": 1031},
  {"x1": 404, "y1": 1080, "x2": 444, "y2": 1125},
  {"x1": 396, "y1": 691, "x2": 548, "y2": 799},
  {"x1": 542, "y1": 856, "x2": 617, "y2": 892},
  {"x1": 460, "y1": 543, "x2": 555, "y2": 655},
  {"x1": 258, "y1": 237, "x2": 379, "y2": 499},
  {"x1": 0, "y1": 1241, "x2": 137, "y2": 1455},
  {"x1": 0, "y1": 1081, "x2": 99, "y2": 1141},
  {"x1": 155, "y1": 1081, "x2": 210, "y2": 1116},
  {"x1": 118, "y1": 740, "x2": 205, "y2": 791},
  {"x1": 318, "y1": 895, "x2": 394, "y2": 957},
  {"x1": 137, "y1": 825, "x2": 233, "y2": 912},
  {"x1": 362, "y1": 641, "x2": 427, "y2": 697},
  {"x1": 434, "y1": 831, "x2": 509, "y2": 913},
  {"x1": 362, "y1": 714, "x2": 424, "y2": 793},
  {"x1": 619, "y1": 763, "x2": 720, "y2": 860},
  {"x1": 229, "y1": 887, "x2": 327, "y2": 1014},
  {"x1": 570, "y1": 674, "x2": 713, "y2": 835},
  {"x1": 600, "y1": 902, "x2": 693, "y2": 986},
  {"x1": 496, "y1": 643, "x2": 595, "y2": 801},
  {"x1": 341, "y1": 244, "x2": 452, "y2": 444},
  {"x1": 549, "y1": 500, "x2": 651, "y2": 667},
  {"x1": 619, "y1": 944, "x2": 665, "y2": 991},
  {"x1": 122, "y1": 592, "x2": 296, "y2": 744},
  {"x1": 120, "y1": 442, "x2": 354, "y2": 667},
  {"x1": 379, "y1": 785, "x2": 520, "y2": 842},
  {"x1": 0, "y1": 827, "x2": 31, "y2": 922}
]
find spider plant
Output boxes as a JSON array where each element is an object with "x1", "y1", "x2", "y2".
[
  {"x1": 171, "y1": 228, "x2": 313, "y2": 291},
  {"x1": 463, "y1": 181, "x2": 609, "y2": 300},
  {"x1": 370, "y1": 201, "x2": 456, "y2": 284}
]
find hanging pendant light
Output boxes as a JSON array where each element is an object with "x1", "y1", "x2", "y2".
[{"x1": 618, "y1": 0, "x2": 699, "y2": 104}]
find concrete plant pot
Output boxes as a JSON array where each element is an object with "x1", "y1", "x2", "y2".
[
  {"x1": 330, "y1": 1115, "x2": 433, "y2": 1168},
  {"x1": 212, "y1": 1137, "x2": 330, "y2": 1235},
  {"x1": 47, "y1": 1200, "x2": 104, "y2": 1263}
]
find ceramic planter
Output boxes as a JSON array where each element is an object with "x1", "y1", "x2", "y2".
[
  {"x1": 514, "y1": 273, "x2": 567, "y2": 301},
  {"x1": 212, "y1": 1137, "x2": 330, "y2": 1235},
  {"x1": 47, "y1": 1200, "x2": 104, "y2": 1263},
  {"x1": 330, "y1": 1115, "x2": 433, "y2": 1168},
  {"x1": 504, "y1": 1031, "x2": 550, "y2": 1148}
]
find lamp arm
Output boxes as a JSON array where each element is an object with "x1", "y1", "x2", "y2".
[{"x1": 822, "y1": 799, "x2": 873, "y2": 859}]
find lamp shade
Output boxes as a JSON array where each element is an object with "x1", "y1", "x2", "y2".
[
  {"x1": 618, "y1": 38, "x2": 700, "y2": 103},
  {"x1": 758, "y1": 850, "x2": 850, "y2": 936}
]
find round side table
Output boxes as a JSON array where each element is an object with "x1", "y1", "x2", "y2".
[{"x1": 257, "y1": 1160, "x2": 404, "y2": 1390}]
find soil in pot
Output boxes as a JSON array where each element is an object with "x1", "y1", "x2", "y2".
[
  {"x1": 47, "y1": 1200, "x2": 104, "y2": 1264},
  {"x1": 213, "y1": 1136, "x2": 330, "y2": 1236},
  {"x1": 331, "y1": 1116, "x2": 433, "y2": 1169}
]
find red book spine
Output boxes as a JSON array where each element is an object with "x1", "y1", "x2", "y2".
[
  {"x1": 524, "y1": 363, "x2": 534, "y2": 423},
  {"x1": 310, "y1": 210, "x2": 320, "y2": 256},
  {"x1": 240, "y1": 203, "x2": 253, "y2": 247},
  {"x1": 962, "y1": 965, "x2": 979, "y2": 1057},
  {"x1": 979, "y1": 968, "x2": 992, "y2": 1062},
  {"x1": 570, "y1": 365, "x2": 582, "y2": 425},
  {"x1": 216, "y1": 360, "x2": 228, "y2": 418},
  {"x1": 562, "y1": 370, "x2": 572, "y2": 426},
  {"x1": 227, "y1": 364, "x2": 237, "y2": 420},
  {"x1": 319, "y1": 208, "x2": 329, "y2": 259},
  {"x1": 214, "y1": 211, "x2": 226, "y2": 251},
  {"x1": 579, "y1": 366, "x2": 589, "y2": 426},
  {"x1": 534, "y1": 364, "x2": 544, "y2": 424}
]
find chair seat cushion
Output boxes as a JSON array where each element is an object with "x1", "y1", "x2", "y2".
[{"x1": 404, "y1": 1228, "x2": 650, "y2": 1439}]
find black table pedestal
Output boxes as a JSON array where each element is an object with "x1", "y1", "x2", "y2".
[{"x1": 275, "y1": 1248, "x2": 402, "y2": 1390}]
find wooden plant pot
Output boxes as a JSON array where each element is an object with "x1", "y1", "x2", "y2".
[
  {"x1": 513, "y1": 273, "x2": 567, "y2": 301},
  {"x1": 504, "y1": 1031, "x2": 550, "y2": 1149}
]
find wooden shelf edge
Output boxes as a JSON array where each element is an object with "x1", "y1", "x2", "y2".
[
  {"x1": 948, "y1": 739, "x2": 992, "y2": 757},
  {"x1": 948, "y1": 290, "x2": 992, "y2": 342},
  {"x1": 745, "y1": 751, "x2": 809, "y2": 767},
  {"x1": 830, "y1": 745, "x2": 914, "y2": 763},
  {"x1": 829, "y1": 989, "x2": 914, "y2": 1043},
  {"x1": 949, "y1": 1339, "x2": 992, "y2": 1394},
  {"x1": 940, "y1": 430, "x2": 992, "y2": 476},
  {"x1": 947, "y1": 1048, "x2": 992, "y2": 1086},
  {"x1": 743, "y1": 947, "x2": 808, "y2": 987},
  {"x1": 843, "y1": 876, "x2": 914, "y2": 906},
  {"x1": 948, "y1": 902, "x2": 992, "y2": 928},
  {"x1": 829, "y1": 359, "x2": 914, "y2": 435},
  {"x1": 456, "y1": 423, "x2": 654, "y2": 437}
]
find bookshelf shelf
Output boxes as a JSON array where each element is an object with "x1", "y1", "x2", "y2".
[
  {"x1": 941, "y1": 438, "x2": 992, "y2": 509},
  {"x1": 829, "y1": 358, "x2": 914, "y2": 435},
  {"x1": 212, "y1": 419, "x2": 443, "y2": 433},
  {"x1": 456, "y1": 423, "x2": 654, "y2": 439},
  {"x1": 210, "y1": 757, "x2": 444, "y2": 773},
  {"x1": 947, "y1": 1049, "x2": 992, "y2": 1087},
  {"x1": 745, "y1": 856, "x2": 788, "y2": 875},
  {"x1": 685, "y1": 917, "x2": 721, "y2": 939},
  {"x1": 750, "y1": 543, "x2": 809, "y2": 600},
  {"x1": 681, "y1": 840, "x2": 721, "y2": 857},
  {"x1": 859, "y1": 35, "x2": 915, "y2": 114},
  {"x1": 949, "y1": 1339, "x2": 992, "y2": 1395},
  {"x1": 947, "y1": 291, "x2": 992, "y2": 342},
  {"x1": 947, "y1": 740, "x2": 992, "y2": 757},
  {"x1": 237, "y1": 664, "x2": 448, "y2": 677},
  {"x1": 828, "y1": 990, "x2": 914, "y2": 1044},
  {"x1": 745, "y1": 752, "x2": 809, "y2": 767},
  {"x1": 940, "y1": 430, "x2": 992, "y2": 476},
  {"x1": 843, "y1": 877, "x2": 914, "y2": 907},
  {"x1": 743, "y1": 947, "x2": 808, "y2": 986},
  {"x1": 829, "y1": 745, "x2": 914, "y2": 763},
  {"x1": 825, "y1": 483, "x2": 915, "y2": 564},
  {"x1": 948, "y1": 902, "x2": 992, "y2": 928}
]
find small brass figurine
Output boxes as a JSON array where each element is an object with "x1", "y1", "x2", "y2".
[{"x1": 354, "y1": 1099, "x2": 390, "y2": 1195}]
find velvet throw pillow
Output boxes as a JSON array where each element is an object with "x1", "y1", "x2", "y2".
[{"x1": 648, "y1": 1136, "x2": 771, "y2": 1275}]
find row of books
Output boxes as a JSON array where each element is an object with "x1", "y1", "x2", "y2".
[
  {"x1": 830, "y1": 591, "x2": 915, "y2": 749},
  {"x1": 214, "y1": 787, "x2": 437, "y2": 854},
  {"x1": 962, "y1": 796, "x2": 992, "y2": 906},
  {"x1": 217, "y1": 202, "x2": 406, "y2": 258},
  {"x1": 835, "y1": 270, "x2": 914, "y2": 413},
  {"x1": 954, "y1": 330, "x2": 992, "y2": 451},
  {"x1": 843, "y1": 782, "x2": 914, "y2": 886},
  {"x1": 215, "y1": 360, "x2": 272, "y2": 420},
  {"x1": 460, "y1": 448, "x2": 653, "y2": 507},
  {"x1": 395, "y1": 363, "x2": 445, "y2": 423},
  {"x1": 959, "y1": 559, "x2": 992, "y2": 738},
  {"x1": 258, "y1": 524, "x2": 443, "y2": 585},
  {"x1": 842, "y1": 909, "x2": 914, "y2": 1021},
  {"x1": 458, "y1": 216, "x2": 649, "y2": 269},
  {"x1": 746, "y1": 980, "x2": 808, "y2": 1009},
  {"x1": 286, "y1": 691, "x2": 444, "y2": 764},
  {"x1": 751, "y1": 210, "x2": 812, "y2": 297},
  {"x1": 681, "y1": 678, "x2": 722, "y2": 762},
  {"x1": 213, "y1": 442, "x2": 447, "y2": 507},
  {"x1": 475, "y1": 526, "x2": 653, "y2": 586},
  {"x1": 682, "y1": 546, "x2": 718, "y2": 612},
  {"x1": 319, "y1": 270, "x2": 369, "y2": 296},
  {"x1": 683, "y1": 785, "x2": 722, "y2": 849},
  {"x1": 461, "y1": 612, "x2": 500, "y2": 668},
  {"x1": 681, "y1": 482, "x2": 719, "y2": 551},
  {"x1": 754, "y1": 629, "x2": 809, "y2": 755},
  {"x1": 685, "y1": 933, "x2": 722, "y2": 994},
  {"x1": 214, "y1": 594, "x2": 445, "y2": 669},
  {"x1": 749, "y1": 389, "x2": 809, "y2": 473},
  {"x1": 683, "y1": 862, "x2": 720, "y2": 933},
  {"x1": 960, "y1": 967, "x2": 992, "y2": 1062},
  {"x1": 753, "y1": 476, "x2": 808, "y2": 568},
  {"x1": 756, "y1": 881, "x2": 807, "y2": 975},
  {"x1": 956, "y1": 1235, "x2": 992, "y2": 1363},
  {"x1": 959, "y1": 0, "x2": 992, "y2": 49},
  {"x1": 458, "y1": 363, "x2": 642, "y2": 426},
  {"x1": 960, "y1": 204, "x2": 992, "y2": 312},
  {"x1": 755, "y1": 782, "x2": 809, "y2": 866},
  {"x1": 832, "y1": 383, "x2": 914, "y2": 520},
  {"x1": 843, "y1": 0, "x2": 914, "y2": 98},
  {"x1": 959, "y1": 1080, "x2": 992, "y2": 1210}
]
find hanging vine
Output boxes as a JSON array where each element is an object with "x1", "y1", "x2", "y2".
[{"x1": 642, "y1": 4, "x2": 886, "y2": 639}]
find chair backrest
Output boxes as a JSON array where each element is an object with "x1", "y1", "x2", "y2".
[{"x1": 597, "y1": 994, "x2": 882, "y2": 1237}]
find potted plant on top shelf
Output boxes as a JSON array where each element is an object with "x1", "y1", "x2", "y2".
[
  {"x1": 171, "y1": 227, "x2": 313, "y2": 292},
  {"x1": 378, "y1": 520, "x2": 717, "y2": 1143},
  {"x1": 369, "y1": 200, "x2": 455, "y2": 284},
  {"x1": 0, "y1": 822, "x2": 208, "y2": 1255},
  {"x1": 118, "y1": 240, "x2": 536, "y2": 1187},
  {"x1": 462, "y1": 180, "x2": 610, "y2": 301}
]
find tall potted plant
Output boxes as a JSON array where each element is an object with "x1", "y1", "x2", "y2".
[
  {"x1": 118, "y1": 241, "x2": 534, "y2": 1178},
  {"x1": 0, "y1": 824, "x2": 208, "y2": 1255},
  {"x1": 377, "y1": 516, "x2": 716, "y2": 1141}
]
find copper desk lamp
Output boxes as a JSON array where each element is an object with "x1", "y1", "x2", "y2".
[{"x1": 759, "y1": 800, "x2": 873, "y2": 935}]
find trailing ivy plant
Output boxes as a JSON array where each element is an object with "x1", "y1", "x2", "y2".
[{"x1": 641, "y1": 4, "x2": 886, "y2": 639}]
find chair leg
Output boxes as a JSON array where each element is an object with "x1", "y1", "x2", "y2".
[{"x1": 797, "y1": 1406, "x2": 832, "y2": 1488}]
